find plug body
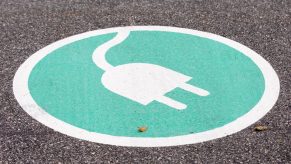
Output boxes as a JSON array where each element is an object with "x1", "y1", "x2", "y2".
[{"x1": 101, "y1": 63, "x2": 209, "y2": 110}]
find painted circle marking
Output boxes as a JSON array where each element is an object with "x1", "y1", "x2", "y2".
[{"x1": 13, "y1": 26, "x2": 280, "y2": 147}]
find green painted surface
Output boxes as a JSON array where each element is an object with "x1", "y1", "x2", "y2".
[{"x1": 28, "y1": 31, "x2": 265, "y2": 137}]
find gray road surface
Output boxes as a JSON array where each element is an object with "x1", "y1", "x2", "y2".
[{"x1": 0, "y1": 0, "x2": 290, "y2": 163}]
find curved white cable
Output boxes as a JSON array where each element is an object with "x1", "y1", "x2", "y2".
[{"x1": 92, "y1": 30, "x2": 130, "y2": 71}]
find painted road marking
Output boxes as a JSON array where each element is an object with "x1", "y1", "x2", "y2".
[
  {"x1": 94, "y1": 30, "x2": 209, "y2": 110},
  {"x1": 13, "y1": 26, "x2": 280, "y2": 147}
]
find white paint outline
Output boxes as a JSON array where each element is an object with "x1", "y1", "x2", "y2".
[{"x1": 13, "y1": 26, "x2": 280, "y2": 147}]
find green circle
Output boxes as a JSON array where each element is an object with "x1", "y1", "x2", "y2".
[{"x1": 28, "y1": 31, "x2": 264, "y2": 137}]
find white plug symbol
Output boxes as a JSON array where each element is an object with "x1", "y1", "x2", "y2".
[{"x1": 92, "y1": 30, "x2": 209, "y2": 110}]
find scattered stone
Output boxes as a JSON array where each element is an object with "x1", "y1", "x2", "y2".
[
  {"x1": 138, "y1": 126, "x2": 148, "y2": 132},
  {"x1": 254, "y1": 125, "x2": 268, "y2": 131}
]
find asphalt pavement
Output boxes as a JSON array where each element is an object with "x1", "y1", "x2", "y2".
[{"x1": 0, "y1": 0, "x2": 290, "y2": 163}]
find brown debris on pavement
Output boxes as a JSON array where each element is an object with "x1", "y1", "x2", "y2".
[
  {"x1": 254, "y1": 125, "x2": 268, "y2": 131},
  {"x1": 138, "y1": 126, "x2": 148, "y2": 132}
]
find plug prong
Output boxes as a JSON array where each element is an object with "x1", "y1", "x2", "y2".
[
  {"x1": 179, "y1": 83, "x2": 209, "y2": 96},
  {"x1": 156, "y1": 95, "x2": 187, "y2": 110}
]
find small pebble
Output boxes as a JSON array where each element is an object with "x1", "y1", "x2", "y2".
[
  {"x1": 254, "y1": 125, "x2": 268, "y2": 131},
  {"x1": 138, "y1": 126, "x2": 148, "y2": 132}
]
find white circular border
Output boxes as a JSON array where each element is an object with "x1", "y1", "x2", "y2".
[{"x1": 13, "y1": 26, "x2": 280, "y2": 147}]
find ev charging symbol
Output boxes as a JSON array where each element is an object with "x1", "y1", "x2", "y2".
[
  {"x1": 14, "y1": 26, "x2": 279, "y2": 147},
  {"x1": 92, "y1": 30, "x2": 210, "y2": 110}
]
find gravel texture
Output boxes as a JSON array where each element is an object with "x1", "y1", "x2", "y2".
[{"x1": 0, "y1": 0, "x2": 290, "y2": 163}]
